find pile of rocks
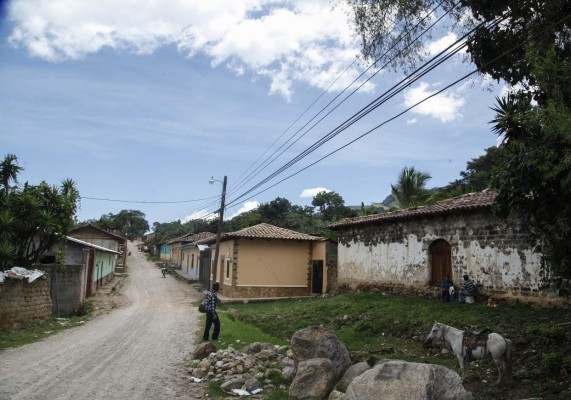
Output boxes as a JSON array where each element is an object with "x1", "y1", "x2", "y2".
[
  {"x1": 189, "y1": 325, "x2": 474, "y2": 399},
  {"x1": 188, "y1": 341, "x2": 296, "y2": 396}
]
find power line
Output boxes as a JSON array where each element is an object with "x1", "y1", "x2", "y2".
[
  {"x1": 224, "y1": 6, "x2": 569, "y2": 209},
  {"x1": 81, "y1": 195, "x2": 218, "y2": 204},
  {"x1": 227, "y1": 0, "x2": 456, "y2": 199}
]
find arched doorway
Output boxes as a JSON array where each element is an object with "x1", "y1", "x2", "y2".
[{"x1": 429, "y1": 239, "x2": 452, "y2": 285}]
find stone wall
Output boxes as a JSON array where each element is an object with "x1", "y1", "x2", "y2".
[
  {"x1": 336, "y1": 210, "x2": 542, "y2": 295},
  {"x1": 0, "y1": 278, "x2": 52, "y2": 329},
  {"x1": 223, "y1": 285, "x2": 311, "y2": 299}
]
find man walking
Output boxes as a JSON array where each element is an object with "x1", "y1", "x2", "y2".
[{"x1": 203, "y1": 282, "x2": 220, "y2": 341}]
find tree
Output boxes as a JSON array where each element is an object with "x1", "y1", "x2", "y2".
[
  {"x1": 0, "y1": 155, "x2": 79, "y2": 269},
  {"x1": 346, "y1": 0, "x2": 571, "y2": 285},
  {"x1": 390, "y1": 166, "x2": 431, "y2": 208},
  {"x1": 258, "y1": 197, "x2": 292, "y2": 225},
  {"x1": 312, "y1": 191, "x2": 357, "y2": 222},
  {"x1": 0, "y1": 153, "x2": 22, "y2": 193},
  {"x1": 491, "y1": 90, "x2": 571, "y2": 283}
]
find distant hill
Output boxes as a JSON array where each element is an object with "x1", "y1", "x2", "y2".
[{"x1": 348, "y1": 194, "x2": 397, "y2": 213}]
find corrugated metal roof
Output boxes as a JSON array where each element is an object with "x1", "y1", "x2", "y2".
[
  {"x1": 329, "y1": 190, "x2": 497, "y2": 229},
  {"x1": 66, "y1": 236, "x2": 121, "y2": 254},
  {"x1": 196, "y1": 223, "x2": 323, "y2": 244}
]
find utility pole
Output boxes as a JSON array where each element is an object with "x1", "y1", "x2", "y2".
[{"x1": 210, "y1": 175, "x2": 227, "y2": 290}]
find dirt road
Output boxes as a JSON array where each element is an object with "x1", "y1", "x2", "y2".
[{"x1": 0, "y1": 243, "x2": 203, "y2": 400}]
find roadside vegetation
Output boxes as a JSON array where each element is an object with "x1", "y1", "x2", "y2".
[
  {"x1": 0, "y1": 304, "x2": 92, "y2": 351},
  {"x1": 207, "y1": 291, "x2": 570, "y2": 400}
]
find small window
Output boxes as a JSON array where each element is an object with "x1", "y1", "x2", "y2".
[{"x1": 226, "y1": 258, "x2": 231, "y2": 279}]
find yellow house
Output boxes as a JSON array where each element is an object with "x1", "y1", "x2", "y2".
[{"x1": 198, "y1": 223, "x2": 332, "y2": 298}]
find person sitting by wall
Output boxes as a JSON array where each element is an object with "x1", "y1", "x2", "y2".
[{"x1": 459, "y1": 274, "x2": 476, "y2": 304}]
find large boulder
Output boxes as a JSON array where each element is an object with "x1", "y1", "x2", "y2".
[
  {"x1": 345, "y1": 360, "x2": 472, "y2": 400},
  {"x1": 336, "y1": 362, "x2": 370, "y2": 392},
  {"x1": 193, "y1": 342, "x2": 217, "y2": 359},
  {"x1": 289, "y1": 358, "x2": 337, "y2": 400},
  {"x1": 291, "y1": 326, "x2": 351, "y2": 380}
]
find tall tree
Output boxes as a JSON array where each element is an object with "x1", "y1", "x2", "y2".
[
  {"x1": 0, "y1": 155, "x2": 79, "y2": 269},
  {"x1": 0, "y1": 153, "x2": 23, "y2": 193},
  {"x1": 391, "y1": 166, "x2": 431, "y2": 208},
  {"x1": 258, "y1": 197, "x2": 292, "y2": 225},
  {"x1": 312, "y1": 191, "x2": 357, "y2": 222}
]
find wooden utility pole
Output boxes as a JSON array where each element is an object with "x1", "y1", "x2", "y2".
[{"x1": 211, "y1": 175, "x2": 227, "y2": 289}]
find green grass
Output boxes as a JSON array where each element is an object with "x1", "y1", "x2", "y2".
[
  {"x1": 0, "y1": 313, "x2": 90, "y2": 350},
  {"x1": 209, "y1": 291, "x2": 571, "y2": 400},
  {"x1": 199, "y1": 305, "x2": 289, "y2": 348}
]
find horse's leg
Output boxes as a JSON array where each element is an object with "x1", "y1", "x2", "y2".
[
  {"x1": 504, "y1": 339, "x2": 513, "y2": 383},
  {"x1": 458, "y1": 354, "x2": 466, "y2": 382},
  {"x1": 493, "y1": 355, "x2": 504, "y2": 385}
]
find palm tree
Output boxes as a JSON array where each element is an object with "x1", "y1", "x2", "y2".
[
  {"x1": 0, "y1": 154, "x2": 23, "y2": 193},
  {"x1": 390, "y1": 166, "x2": 432, "y2": 208}
]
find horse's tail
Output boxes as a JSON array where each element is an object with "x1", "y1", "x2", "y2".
[{"x1": 504, "y1": 338, "x2": 513, "y2": 380}]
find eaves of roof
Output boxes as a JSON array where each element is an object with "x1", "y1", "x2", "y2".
[
  {"x1": 328, "y1": 190, "x2": 497, "y2": 229},
  {"x1": 196, "y1": 223, "x2": 323, "y2": 245}
]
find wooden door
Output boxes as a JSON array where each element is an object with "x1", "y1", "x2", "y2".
[
  {"x1": 430, "y1": 240, "x2": 452, "y2": 285},
  {"x1": 312, "y1": 260, "x2": 323, "y2": 294}
]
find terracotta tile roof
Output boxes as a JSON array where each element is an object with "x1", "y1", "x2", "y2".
[
  {"x1": 196, "y1": 223, "x2": 323, "y2": 244},
  {"x1": 167, "y1": 232, "x2": 215, "y2": 244},
  {"x1": 329, "y1": 189, "x2": 497, "y2": 229}
]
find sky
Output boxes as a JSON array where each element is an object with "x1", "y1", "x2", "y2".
[{"x1": 0, "y1": 0, "x2": 505, "y2": 229}]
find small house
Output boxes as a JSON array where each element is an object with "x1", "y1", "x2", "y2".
[{"x1": 197, "y1": 223, "x2": 333, "y2": 298}]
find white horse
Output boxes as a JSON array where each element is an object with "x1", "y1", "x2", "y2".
[{"x1": 425, "y1": 322, "x2": 512, "y2": 384}]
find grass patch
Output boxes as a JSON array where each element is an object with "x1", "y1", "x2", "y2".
[
  {"x1": 0, "y1": 315, "x2": 89, "y2": 350},
  {"x1": 212, "y1": 292, "x2": 570, "y2": 400},
  {"x1": 200, "y1": 306, "x2": 289, "y2": 349}
]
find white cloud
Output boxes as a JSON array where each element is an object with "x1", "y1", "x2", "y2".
[
  {"x1": 426, "y1": 32, "x2": 462, "y2": 56},
  {"x1": 406, "y1": 118, "x2": 418, "y2": 125},
  {"x1": 7, "y1": 0, "x2": 365, "y2": 100},
  {"x1": 300, "y1": 187, "x2": 330, "y2": 198},
  {"x1": 182, "y1": 208, "x2": 215, "y2": 222},
  {"x1": 228, "y1": 200, "x2": 259, "y2": 219},
  {"x1": 403, "y1": 82, "x2": 465, "y2": 123}
]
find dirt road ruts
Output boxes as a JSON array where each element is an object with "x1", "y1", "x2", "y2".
[{"x1": 0, "y1": 243, "x2": 202, "y2": 400}]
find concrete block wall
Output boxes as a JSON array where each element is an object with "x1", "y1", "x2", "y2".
[
  {"x1": 50, "y1": 264, "x2": 87, "y2": 317},
  {"x1": 0, "y1": 278, "x2": 52, "y2": 329}
]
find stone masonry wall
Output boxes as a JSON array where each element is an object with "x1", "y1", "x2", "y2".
[
  {"x1": 226, "y1": 285, "x2": 311, "y2": 298},
  {"x1": 0, "y1": 278, "x2": 52, "y2": 329},
  {"x1": 336, "y1": 210, "x2": 542, "y2": 294}
]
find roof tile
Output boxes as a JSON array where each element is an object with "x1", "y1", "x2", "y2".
[{"x1": 329, "y1": 189, "x2": 497, "y2": 229}]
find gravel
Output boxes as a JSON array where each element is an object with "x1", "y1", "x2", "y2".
[{"x1": 0, "y1": 243, "x2": 206, "y2": 400}]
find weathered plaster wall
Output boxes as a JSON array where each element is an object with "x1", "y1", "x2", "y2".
[{"x1": 337, "y1": 210, "x2": 541, "y2": 293}]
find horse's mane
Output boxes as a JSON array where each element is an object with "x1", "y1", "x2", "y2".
[{"x1": 436, "y1": 322, "x2": 463, "y2": 334}]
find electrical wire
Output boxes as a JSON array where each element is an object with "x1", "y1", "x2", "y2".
[{"x1": 223, "y1": 9, "x2": 570, "y2": 209}]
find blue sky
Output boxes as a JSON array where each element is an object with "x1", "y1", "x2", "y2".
[{"x1": 0, "y1": 0, "x2": 504, "y2": 227}]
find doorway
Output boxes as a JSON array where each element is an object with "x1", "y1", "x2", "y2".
[
  {"x1": 312, "y1": 260, "x2": 323, "y2": 294},
  {"x1": 429, "y1": 239, "x2": 452, "y2": 285}
]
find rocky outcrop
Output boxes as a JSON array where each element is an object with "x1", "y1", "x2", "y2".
[
  {"x1": 345, "y1": 360, "x2": 473, "y2": 400},
  {"x1": 289, "y1": 358, "x2": 337, "y2": 400},
  {"x1": 336, "y1": 361, "x2": 370, "y2": 392},
  {"x1": 291, "y1": 325, "x2": 352, "y2": 380}
]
